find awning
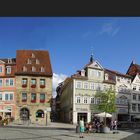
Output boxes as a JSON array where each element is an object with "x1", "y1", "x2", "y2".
[
  {"x1": 94, "y1": 112, "x2": 112, "y2": 118},
  {"x1": 0, "y1": 109, "x2": 11, "y2": 113}
]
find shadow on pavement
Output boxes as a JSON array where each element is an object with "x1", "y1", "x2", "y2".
[
  {"x1": 121, "y1": 134, "x2": 140, "y2": 140},
  {"x1": 121, "y1": 130, "x2": 140, "y2": 140}
]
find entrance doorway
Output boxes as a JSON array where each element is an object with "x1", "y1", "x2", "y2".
[
  {"x1": 77, "y1": 113, "x2": 87, "y2": 123},
  {"x1": 20, "y1": 107, "x2": 30, "y2": 120}
]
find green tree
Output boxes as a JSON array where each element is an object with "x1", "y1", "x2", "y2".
[{"x1": 95, "y1": 88, "x2": 117, "y2": 126}]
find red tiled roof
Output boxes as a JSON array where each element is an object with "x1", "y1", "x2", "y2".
[
  {"x1": 15, "y1": 50, "x2": 53, "y2": 76},
  {"x1": 105, "y1": 68, "x2": 132, "y2": 78}
]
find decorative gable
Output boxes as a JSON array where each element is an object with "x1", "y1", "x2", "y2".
[
  {"x1": 87, "y1": 60, "x2": 103, "y2": 70},
  {"x1": 132, "y1": 74, "x2": 140, "y2": 84}
]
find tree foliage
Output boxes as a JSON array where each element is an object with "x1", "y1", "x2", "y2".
[{"x1": 95, "y1": 88, "x2": 117, "y2": 114}]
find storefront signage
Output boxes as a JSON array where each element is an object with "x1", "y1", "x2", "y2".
[
  {"x1": 118, "y1": 108, "x2": 127, "y2": 113},
  {"x1": 76, "y1": 108, "x2": 88, "y2": 111}
]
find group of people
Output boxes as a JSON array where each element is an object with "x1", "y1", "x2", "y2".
[{"x1": 78, "y1": 117, "x2": 118, "y2": 138}]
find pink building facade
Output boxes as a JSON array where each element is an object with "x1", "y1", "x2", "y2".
[{"x1": 0, "y1": 59, "x2": 16, "y2": 119}]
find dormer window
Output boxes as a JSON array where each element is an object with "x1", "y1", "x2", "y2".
[
  {"x1": 32, "y1": 66, "x2": 36, "y2": 72},
  {"x1": 41, "y1": 66, "x2": 45, "y2": 72},
  {"x1": 32, "y1": 53, "x2": 35, "y2": 58},
  {"x1": 23, "y1": 66, "x2": 27, "y2": 72},
  {"x1": 105, "y1": 73, "x2": 109, "y2": 80},
  {"x1": 6, "y1": 66, "x2": 11, "y2": 74},
  {"x1": 36, "y1": 59, "x2": 40, "y2": 64},
  {"x1": 27, "y1": 59, "x2": 31, "y2": 64}
]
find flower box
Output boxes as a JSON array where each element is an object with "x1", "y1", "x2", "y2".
[
  {"x1": 40, "y1": 85, "x2": 45, "y2": 88},
  {"x1": 40, "y1": 100, "x2": 45, "y2": 103},
  {"x1": 31, "y1": 85, "x2": 36, "y2": 88},
  {"x1": 31, "y1": 100, "x2": 36, "y2": 103},
  {"x1": 22, "y1": 84, "x2": 27, "y2": 88}
]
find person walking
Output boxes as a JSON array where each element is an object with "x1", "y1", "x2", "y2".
[{"x1": 79, "y1": 118, "x2": 85, "y2": 138}]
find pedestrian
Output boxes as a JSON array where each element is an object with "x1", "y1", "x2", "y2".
[
  {"x1": 110, "y1": 120, "x2": 114, "y2": 130},
  {"x1": 79, "y1": 118, "x2": 85, "y2": 138},
  {"x1": 113, "y1": 119, "x2": 118, "y2": 134},
  {"x1": 85, "y1": 122, "x2": 89, "y2": 133}
]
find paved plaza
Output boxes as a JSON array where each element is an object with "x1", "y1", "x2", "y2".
[{"x1": 0, "y1": 122, "x2": 140, "y2": 140}]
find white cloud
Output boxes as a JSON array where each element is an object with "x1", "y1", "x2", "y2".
[
  {"x1": 99, "y1": 22, "x2": 120, "y2": 37},
  {"x1": 52, "y1": 73, "x2": 68, "y2": 97}
]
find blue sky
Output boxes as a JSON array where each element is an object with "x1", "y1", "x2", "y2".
[{"x1": 1, "y1": 17, "x2": 140, "y2": 96}]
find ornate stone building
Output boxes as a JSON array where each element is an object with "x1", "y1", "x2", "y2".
[{"x1": 15, "y1": 50, "x2": 53, "y2": 125}]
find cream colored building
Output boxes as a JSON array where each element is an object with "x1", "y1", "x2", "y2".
[{"x1": 56, "y1": 55, "x2": 115, "y2": 124}]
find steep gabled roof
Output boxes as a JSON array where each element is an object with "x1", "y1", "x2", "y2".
[
  {"x1": 15, "y1": 50, "x2": 53, "y2": 76},
  {"x1": 105, "y1": 68, "x2": 132, "y2": 78}
]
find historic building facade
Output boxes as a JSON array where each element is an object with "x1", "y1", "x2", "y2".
[
  {"x1": 56, "y1": 56, "x2": 140, "y2": 124},
  {"x1": 0, "y1": 50, "x2": 53, "y2": 125},
  {"x1": 56, "y1": 55, "x2": 116, "y2": 124},
  {"x1": 126, "y1": 61, "x2": 140, "y2": 121},
  {"x1": 15, "y1": 50, "x2": 53, "y2": 125},
  {"x1": 0, "y1": 58, "x2": 16, "y2": 119}
]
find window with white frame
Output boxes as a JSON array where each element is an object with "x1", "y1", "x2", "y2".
[
  {"x1": 5, "y1": 93, "x2": 13, "y2": 101},
  {"x1": 6, "y1": 79, "x2": 14, "y2": 86},
  {"x1": 83, "y1": 82, "x2": 88, "y2": 89},
  {"x1": 41, "y1": 66, "x2": 45, "y2": 72},
  {"x1": 76, "y1": 81, "x2": 82, "y2": 89},
  {"x1": 40, "y1": 79, "x2": 45, "y2": 86},
  {"x1": 0, "y1": 93, "x2": 2, "y2": 100},
  {"x1": 6, "y1": 66, "x2": 11, "y2": 74},
  {"x1": 22, "y1": 78, "x2": 27, "y2": 85},
  {"x1": 27, "y1": 59, "x2": 31, "y2": 64},
  {"x1": 133, "y1": 86, "x2": 136, "y2": 91},
  {"x1": 23, "y1": 66, "x2": 27, "y2": 72},
  {"x1": 83, "y1": 97, "x2": 88, "y2": 104},
  {"x1": 96, "y1": 98, "x2": 101, "y2": 104},
  {"x1": 132, "y1": 103, "x2": 136, "y2": 111},
  {"x1": 133, "y1": 94, "x2": 137, "y2": 100},
  {"x1": 105, "y1": 73, "x2": 108, "y2": 80},
  {"x1": 31, "y1": 79, "x2": 36, "y2": 85},
  {"x1": 32, "y1": 53, "x2": 35, "y2": 58},
  {"x1": 90, "y1": 83, "x2": 94, "y2": 90},
  {"x1": 0, "y1": 79, "x2": 2, "y2": 86},
  {"x1": 36, "y1": 59, "x2": 40, "y2": 64},
  {"x1": 138, "y1": 95, "x2": 140, "y2": 101},
  {"x1": 32, "y1": 66, "x2": 36, "y2": 72},
  {"x1": 90, "y1": 70, "x2": 94, "y2": 77},
  {"x1": 91, "y1": 97, "x2": 94, "y2": 104},
  {"x1": 138, "y1": 104, "x2": 140, "y2": 112},
  {"x1": 97, "y1": 71, "x2": 101, "y2": 77},
  {"x1": 117, "y1": 77, "x2": 120, "y2": 82},
  {"x1": 0, "y1": 66, "x2": 2, "y2": 73},
  {"x1": 76, "y1": 96, "x2": 81, "y2": 103}
]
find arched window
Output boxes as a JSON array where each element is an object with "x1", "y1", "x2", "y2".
[{"x1": 36, "y1": 110, "x2": 44, "y2": 118}]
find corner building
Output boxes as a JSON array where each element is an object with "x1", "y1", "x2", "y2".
[{"x1": 15, "y1": 50, "x2": 52, "y2": 125}]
